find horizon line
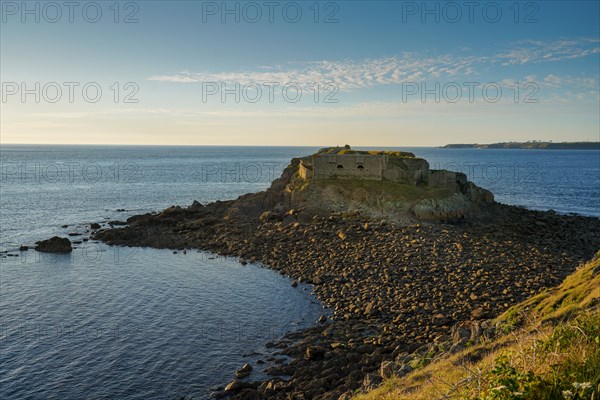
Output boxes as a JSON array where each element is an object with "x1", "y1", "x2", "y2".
[
  {"x1": 0, "y1": 143, "x2": 447, "y2": 148},
  {"x1": 2, "y1": 141, "x2": 599, "y2": 148}
]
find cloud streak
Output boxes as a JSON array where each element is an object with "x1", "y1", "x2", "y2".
[
  {"x1": 496, "y1": 38, "x2": 600, "y2": 65},
  {"x1": 149, "y1": 38, "x2": 599, "y2": 92},
  {"x1": 149, "y1": 55, "x2": 479, "y2": 89}
]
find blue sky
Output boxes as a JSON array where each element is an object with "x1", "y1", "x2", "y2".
[{"x1": 1, "y1": 1, "x2": 599, "y2": 145}]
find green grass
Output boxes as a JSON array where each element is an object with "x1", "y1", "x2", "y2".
[
  {"x1": 472, "y1": 310, "x2": 599, "y2": 400},
  {"x1": 316, "y1": 146, "x2": 417, "y2": 159},
  {"x1": 353, "y1": 252, "x2": 600, "y2": 400}
]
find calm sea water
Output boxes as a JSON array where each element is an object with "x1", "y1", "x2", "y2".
[{"x1": 1, "y1": 145, "x2": 599, "y2": 399}]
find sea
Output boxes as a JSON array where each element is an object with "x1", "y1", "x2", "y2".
[{"x1": 1, "y1": 145, "x2": 599, "y2": 399}]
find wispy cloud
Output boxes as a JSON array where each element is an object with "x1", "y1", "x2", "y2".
[
  {"x1": 495, "y1": 38, "x2": 600, "y2": 65},
  {"x1": 149, "y1": 38, "x2": 599, "y2": 92},
  {"x1": 149, "y1": 55, "x2": 478, "y2": 89},
  {"x1": 499, "y1": 74, "x2": 597, "y2": 91}
]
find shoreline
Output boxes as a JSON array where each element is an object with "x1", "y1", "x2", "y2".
[{"x1": 92, "y1": 199, "x2": 600, "y2": 399}]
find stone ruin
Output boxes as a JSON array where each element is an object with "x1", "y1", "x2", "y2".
[{"x1": 298, "y1": 146, "x2": 466, "y2": 189}]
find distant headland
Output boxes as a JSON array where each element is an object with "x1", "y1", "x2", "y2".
[{"x1": 442, "y1": 141, "x2": 600, "y2": 150}]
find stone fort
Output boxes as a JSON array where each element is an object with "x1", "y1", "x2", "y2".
[{"x1": 298, "y1": 146, "x2": 462, "y2": 188}]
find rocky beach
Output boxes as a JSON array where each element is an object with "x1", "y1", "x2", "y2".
[{"x1": 85, "y1": 148, "x2": 600, "y2": 399}]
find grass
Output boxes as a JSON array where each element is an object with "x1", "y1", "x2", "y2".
[
  {"x1": 337, "y1": 149, "x2": 417, "y2": 159},
  {"x1": 316, "y1": 146, "x2": 416, "y2": 159},
  {"x1": 353, "y1": 252, "x2": 600, "y2": 400}
]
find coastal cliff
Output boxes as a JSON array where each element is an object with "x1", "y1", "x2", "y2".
[{"x1": 91, "y1": 148, "x2": 600, "y2": 399}]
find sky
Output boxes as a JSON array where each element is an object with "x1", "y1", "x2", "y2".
[{"x1": 1, "y1": 0, "x2": 599, "y2": 146}]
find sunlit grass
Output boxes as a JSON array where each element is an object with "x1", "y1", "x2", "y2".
[{"x1": 354, "y1": 252, "x2": 600, "y2": 400}]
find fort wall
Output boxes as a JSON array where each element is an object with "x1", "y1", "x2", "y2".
[
  {"x1": 302, "y1": 151, "x2": 466, "y2": 189},
  {"x1": 312, "y1": 154, "x2": 384, "y2": 180}
]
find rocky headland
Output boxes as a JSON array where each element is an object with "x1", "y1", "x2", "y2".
[
  {"x1": 90, "y1": 147, "x2": 600, "y2": 399},
  {"x1": 442, "y1": 141, "x2": 600, "y2": 150}
]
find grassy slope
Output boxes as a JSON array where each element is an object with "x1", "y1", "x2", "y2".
[{"x1": 354, "y1": 252, "x2": 600, "y2": 400}]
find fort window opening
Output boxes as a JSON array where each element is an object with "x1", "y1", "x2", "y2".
[
  {"x1": 357, "y1": 165, "x2": 364, "y2": 170},
  {"x1": 337, "y1": 165, "x2": 344, "y2": 169}
]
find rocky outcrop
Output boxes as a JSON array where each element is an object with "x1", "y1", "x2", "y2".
[
  {"x1": 413, "y1": 173, "x2": 495, "y2": 222},
  {"x1": 35, "y1": 236, "x2": 72, "y2": 253},
  {"x1": 251, "y1": 149, "x2": 495, "y2": 223}
]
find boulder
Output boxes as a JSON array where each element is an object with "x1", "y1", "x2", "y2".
[
  {"x1": 379, "y1": 361, "x2": 396, "y2": 379},
  {"x1": 362, "y1": 373, "x2": 382, "y2": 390},
  {"x1": 264, "y1": 365, "x2": 294, "y2": 376},
  {"x1": 379, "y1": 361, "x2": 412, "y2": 379},
  {"x1": 432, "y1": 313, "x2": 450, "y2": 326},
  {"x1": 224, "y1": 380, "x2": 253, "y2": 393},
  {"x1": 235, "y1": 363, "x2": 253, "y2": 378},
  {"x1": 259, "y1": 379, "x2": 287, "y2": 392},
  {"x1": 189, "y1": 200, "x2": 204, "y2": 211},
  {"x1": 451, "y1": 322, "x2": 472, "y2": 344},
  {"x1": 471, "y1": 307, "x2": 487, "y2": 319},
  {"x1": 305, "y1": 346, "x2": 327, "y2": 361},
  {"x1": 364, "y1": 301, "x2": 378, "y2": 317},
  {"x1": 35, "y1": 237, "x2": 72, "y2": 253}
]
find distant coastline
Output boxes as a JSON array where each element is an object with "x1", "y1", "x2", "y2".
[{"x1": 441, "y1": 141, "x2": 600, "y2": 150}]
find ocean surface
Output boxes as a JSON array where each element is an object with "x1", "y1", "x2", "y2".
[{"x1": 1, "y1": 145, "x2": 599, "y2": 399}]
